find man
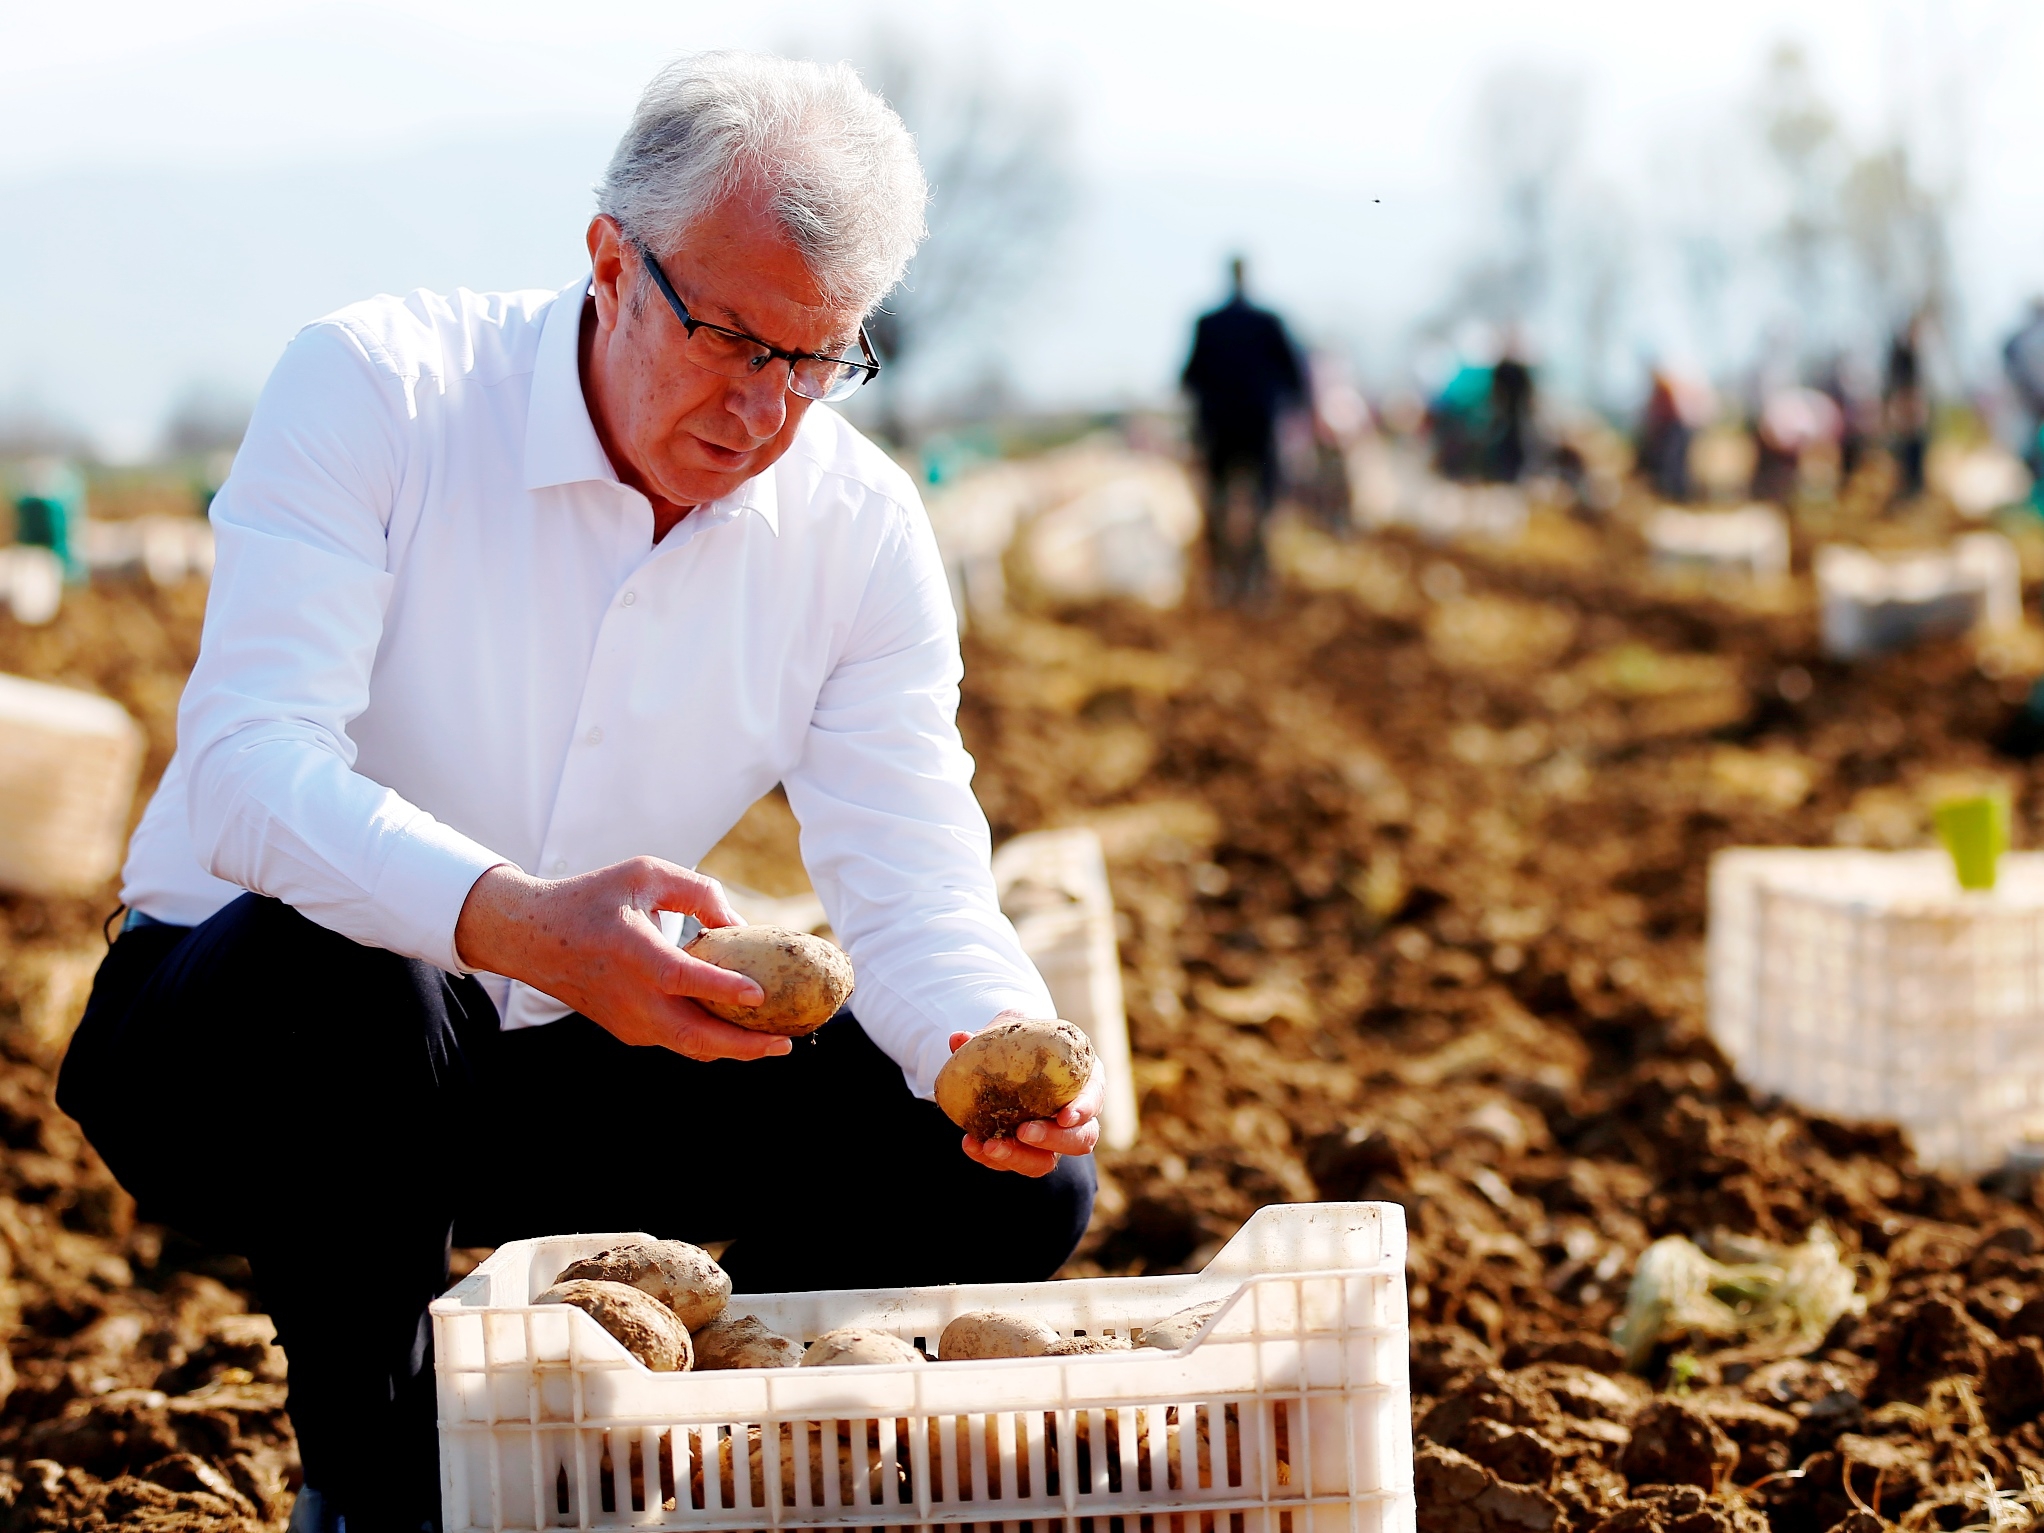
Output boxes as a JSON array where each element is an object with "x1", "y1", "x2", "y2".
[
  {"x1": 57, "y1": 53, "x2": 1099, "y2": 1533},
  {"x1": 1181, "y1": 256, "x2": 1304, "y2": 605}
]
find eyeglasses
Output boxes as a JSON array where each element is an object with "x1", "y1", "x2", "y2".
[{"x1": 634, "y1": 241, "x2": 880, "y2": 403}]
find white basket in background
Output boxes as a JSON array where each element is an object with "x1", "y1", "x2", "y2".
[
  {"x1": 1708, "y1": 847, "x2": 2044, "y2": 1172},
  {"x1": 0, "y1": 674, "x2": 146, "y2": 896},
  {"x1": 992, "y1": 827, "x2": 1140, "y2": 1151},
  {"x1": 431, "y1": 1202, "x2": 1412, "y2": 1533},
  {"x1": 1645, "y1": 504, "x2": 1789, "y2": 580},
  {"x1": 0, "y1": 547, "x2": 64, "y2": 626},
  {"x1": 82, "y1": 515, "x2": 216, "y2": 587},
  {"x1": 1815, "y1": 533, "x2": 2020, "y2": 660}
]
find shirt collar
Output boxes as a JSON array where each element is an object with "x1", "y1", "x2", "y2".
[
  {"x1": 524, "y1": 276, "x2": 617, "y2": 492},
  {"x1": 522, "y1": 271, "x2": 785, "y2": 538}
]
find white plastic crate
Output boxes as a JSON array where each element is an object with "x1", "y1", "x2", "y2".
[
  {"x1": 1814, "y1": 533, "x2": 2020, "y2": 659},
  {"x1": 82, "y1": 515, "x2": 216, "y2": 586},
  {"x1": 992, "y1": 827, "x2": 1140, "y2": 1152},
  {"x1": 1644, "y1": 504, "x2": 1789, "y2": 580},
  {"x1": 431, "y1": 1202, "x2": 1412, "y2": 1533},
  {"x1": 1708, "y1": 847, "x2": 2044, "y2": 1172},
  {"x1": 0, "y1": 674, "x2": 146, "y2": 895}
]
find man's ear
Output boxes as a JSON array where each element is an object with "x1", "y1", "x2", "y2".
[{"x1": 587, "y1": 215, "x2": 627, "y2": 331}]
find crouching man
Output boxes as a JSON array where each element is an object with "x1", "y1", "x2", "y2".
[{"x1": 57, "y1": 52, "x2": 1098, "y2": 1533}]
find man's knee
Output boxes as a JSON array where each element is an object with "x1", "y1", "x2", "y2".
[{"x1": 937, "y1": 1148, "x2": 1097, "y2": 1283}]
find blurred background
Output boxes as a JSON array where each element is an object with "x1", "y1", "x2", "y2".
[{"x1": 5, "y1": 0, "x2": 2042, "y2": 466}]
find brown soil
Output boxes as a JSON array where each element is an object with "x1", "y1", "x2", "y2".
[{"x1": 0, "y1": 509, "x2": 2039, "y2": 1529}]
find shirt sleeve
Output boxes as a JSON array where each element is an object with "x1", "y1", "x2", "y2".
[
  {"x1": 178, "y1": 321, "x2": 508, "y2": 971},
  {"x1": 781, "y1": 495, "x2": 1057, "y2": 1100}
]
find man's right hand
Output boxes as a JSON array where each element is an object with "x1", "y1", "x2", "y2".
[{"x1": 453, "y1": 858, "x2": 791, "y2": 1061}]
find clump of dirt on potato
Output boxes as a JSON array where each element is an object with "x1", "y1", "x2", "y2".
[
  {"x1": 938, "y1": 1310, "x2": 1059, "y2": 1361},
  {"x1": 935, "y1": 1017, "x2": 1096, "y2": 1141},
  {"x1": 556, "y1": 1238, "x2": 730, "y2": 1330},
  {"x1": 685, "y1": 925, "x2": 853, "y2": 1036},
  {"x1": 533, "y1": 1280, "x2": 693, "y2": 1372},
  {"x1": 691, "y1": 1313, "x2": 802, "y2": 1371},
  {"x1": 800, "y1": 1328, "x2": 923, "y2": 1367},
  {"x1": 1045, "y1": 1334, "x2": 1131, "y2": 1355}
]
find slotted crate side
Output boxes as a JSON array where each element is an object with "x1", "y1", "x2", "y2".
[
  {"x1": 442, "y1": 1391, "x2": 1406, "y2": 1531},
  {"x1": 1708, "y1": 848, "x2": 2044, "y2": 1173},
  {"x1": 434, "y1": 1204, "x2": 1412, "y2": 1533}
]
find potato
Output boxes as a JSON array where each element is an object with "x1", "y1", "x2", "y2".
[
  {"x1": 533, "y1": 1280, "x2": 692, "y2": 1371},
  {"x1": 1141, "y1": 1300, "x2": 1223, "y2": 1351},
  {"x1": 697, "y1": 1422, "x2": 899, "y2": 1510},
  {"x1": 1046, "y1": 1334, "x2": 1131, "y2": 1355},
  {"x1": 934, "y1": 1018, "x2": 1096, "y2": 1141},
  {"x1": 800, "y1": 1326, "x2": 924, "y2": 1367},
  {"x1": 938, "y1": 1310, "x2": 1058, "y2": 1361},
  {"x1": 556, "y1": 1239, "x2": 730, "y2": 1331},
  {"x1": 684, "y1": 925, "x2": 853, "y2": 1036},
  {"x1": 692, "y1": 1312, "x2": 802, "y2": 1370}
]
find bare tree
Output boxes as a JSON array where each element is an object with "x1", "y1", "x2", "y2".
[
  {"x1": 838, "y1": 32, "x2": 1074, "y2": 440},
  {"x1": 1473, "y1": 68, "x2": 1584, "y2": 328}
]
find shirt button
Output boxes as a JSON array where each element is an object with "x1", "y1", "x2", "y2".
[
  {"x1": 621, "y1": 591, "x2": 636, "y2": 607},
  {"x1": 550, "y1": 858, "x2": 568, "y2": 875},
  {"x1": 586, "y1": 726, "x2": 604, "y2": 746}
]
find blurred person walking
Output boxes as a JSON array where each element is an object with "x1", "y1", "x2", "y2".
[
  {"x1": 1886, "y1": 311, "x2": 1932, "y2": 503},
  {"x1": 1181, "y1": 256, "x2": 1304, "y2": 605},
  {"x1": 1639, "y1": 368, "x2": 1697, "y2": 501},
  {"x1": 2004, "y1": 299, "x2": 2044, "y2": 481},
  {"x1": 1486, "y1": 338, "x2": 1536, "y2": 484}
]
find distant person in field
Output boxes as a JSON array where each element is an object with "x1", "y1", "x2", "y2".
[
  {"x1": 57, "y1": 54, "x2": 1099, "y2": 1533},
  {"x1": 1181, "y1": 256, "x2": 1305, "y2": 606},
  {"x1": 1486, "y1": 336, "x2": 1536, "y2": 484},
  {"x1": 1886, "y1": 310, "x2": 1932, "y2": 503},
  {"x1": 2004, "y1": 298, "x2": 2044, "y2": 483}
]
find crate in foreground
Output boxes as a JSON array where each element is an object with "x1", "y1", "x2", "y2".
[
  {"x1": 1708, "y1": 847, "x2": 2044, "y2": 1173},
  {"x1": 431, "y1": 1202, "x2": 1412, "y2": 1533}
]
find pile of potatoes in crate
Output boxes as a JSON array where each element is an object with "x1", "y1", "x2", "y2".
[
  {"x1": 8, "y1": 512, "x2": 2044, "y2": 1531},
  {"x1": 532, "y1": 1234, "x2": 1216, "y2": 1370}
]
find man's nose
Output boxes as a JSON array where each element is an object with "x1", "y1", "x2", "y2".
[{"x1": 727, "y1": 366, "x2": 789, "y2": 440}]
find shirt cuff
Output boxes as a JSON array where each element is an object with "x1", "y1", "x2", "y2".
[{"x1": 368, "y1": 814, "x2": 510, "y2": 975}]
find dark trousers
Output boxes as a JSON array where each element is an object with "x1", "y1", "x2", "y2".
[
  {"x1": 57, "y1": 894, "x2": 1095, "y2": 1531},
  {"x1": 1200, "y1": 431, "x2": 1279, "y2": 607}
]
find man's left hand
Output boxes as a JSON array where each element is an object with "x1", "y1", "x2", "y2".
[{"x1": 946, "y1": 1022, "x2": 1103, "y2": 1178}]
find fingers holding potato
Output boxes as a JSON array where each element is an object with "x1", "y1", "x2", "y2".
[
  {"x1": 684, "y1": 925, "x2": 853, "y2": 1036},
  {"x1": 936, "y1": 1018, "x2": 1096, "y2": 1142}
]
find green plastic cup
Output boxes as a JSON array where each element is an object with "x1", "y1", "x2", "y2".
[{"x1": 1934, "y1": 791, "x2": 2010, "y2": 891}]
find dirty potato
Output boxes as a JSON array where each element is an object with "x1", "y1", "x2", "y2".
[
  {"x1": 934, "y1": 1018, "x2": 1096, "y2": 1141},
  {"x1": 556, "y1": 1239, "x2": 730, "y2": 1331},
  {"x1": 1141, "y1": 1300, "x2": 1222, "y2": 1351},
  {"x1": 1046, "y1": 1334, "x2": 1132, "y2": 1355},
  {"x1": 800, "y1": 1327, "x2": 924, "y2": 1367},
  {"x1": 534, "y1": 1280, "x2": 692, "y2": 1371},
  {"x1": 938, "y1": 1310, "x2": 1058, "y2": 1361},
  {"x1": 685, "y1": 925, "x2": 853, "y2": 1036},
  {"x1": 692, "y1": 1312, "x2": 802, "y2": 1371}
]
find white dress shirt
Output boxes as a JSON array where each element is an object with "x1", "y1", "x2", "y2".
[{"x1": 121, "y1": 276, "x2": 1055, "y2": 1098}]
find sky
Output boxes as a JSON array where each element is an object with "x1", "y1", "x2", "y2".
[{"x1": 2, "y1": 0, "x2": 2042, "y2": 457}]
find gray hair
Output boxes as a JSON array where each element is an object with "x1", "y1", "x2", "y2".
[{"x1": 598, "y1": 52, "x2": 929, "y2": 318}]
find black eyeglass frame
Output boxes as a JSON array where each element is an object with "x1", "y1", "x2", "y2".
[{"x1": 633, "y1": 241, "x2": 881, "y2": 402}]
